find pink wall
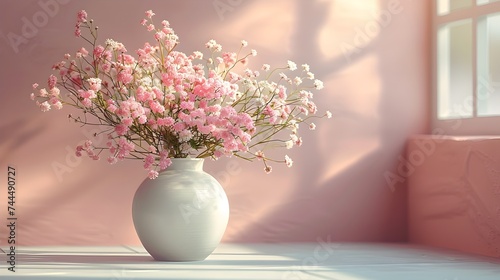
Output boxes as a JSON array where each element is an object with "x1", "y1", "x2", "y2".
[{"x1": 0, "y1": 0, "x2": 430, "y2": 245}]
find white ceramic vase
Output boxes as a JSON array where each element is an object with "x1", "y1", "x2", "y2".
[{"x1": 132, "y1": 158, "x2": 229, "y2": 261}]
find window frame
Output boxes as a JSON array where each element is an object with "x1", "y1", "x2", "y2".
[{"x1": 432, "y1": 0, "x2": 500, "y2": 135}]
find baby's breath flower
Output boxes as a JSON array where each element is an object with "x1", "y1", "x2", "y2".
[
  {"x1": 193, "y1": 51, "x2": 203, "y2": 59},
  {"x1": 294, "y1": 77, "x2": 302, "y2": 85},
  {"x1": 287, "y1": 60, "x2": 297, "y2": 71},
  {"x1": 284, "y1": 155, "x2": 293, "y2": 167},
  {"x1": 313, "y1": 79, "x2": 324, "y2": 90}
]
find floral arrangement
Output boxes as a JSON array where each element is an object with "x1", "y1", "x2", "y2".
[{"x1": 30, "y1": 10, "x2": 331, "y2": 179}]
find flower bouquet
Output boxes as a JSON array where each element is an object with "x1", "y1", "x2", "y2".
[{"x1": 30, "y1": 9, "x2": 330, "y2": 179}]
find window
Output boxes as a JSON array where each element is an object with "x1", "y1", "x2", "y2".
[{"x1": 433, "y1": 0, "x2": 500, "y2": 135}]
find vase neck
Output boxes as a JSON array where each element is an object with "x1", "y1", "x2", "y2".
[{"x1": 166, "y1": 158, "x2": 204, "y2": 171}]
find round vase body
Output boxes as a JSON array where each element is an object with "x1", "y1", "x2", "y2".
[{"x1": 132, "y1": 158, "x2": 229, "y2": 261}]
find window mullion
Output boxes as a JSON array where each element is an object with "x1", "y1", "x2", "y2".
[{"x1": 472, "y1": 16, "x2": 478, "y2": 117}]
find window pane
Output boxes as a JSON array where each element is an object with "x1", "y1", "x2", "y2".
[
  {"x1": 477, "y1": 13, "x2": 500, "y2": 116},
  {"x1": 477, "y1": 0, "x2": 500, "y2": 5},
  {"x1": 437, "y1": 0, "x2": 473, "y2": 15},
  {"x1": 437, "y1": 19, "x2": 473, "y2": 119}
]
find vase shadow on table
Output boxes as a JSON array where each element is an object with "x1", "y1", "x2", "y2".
[{"x1": 18, "y1": 254, "x2": 304, "y2": 267}]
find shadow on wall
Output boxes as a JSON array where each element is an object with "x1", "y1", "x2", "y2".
[
  {"x1": 0, "y1": 0, "x2": 429, "y2": 245},
  {"x1": 228, "y1": 0, "x2": 429, "y2": 243}
]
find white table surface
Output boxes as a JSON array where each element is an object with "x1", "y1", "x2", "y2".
[{"x1": 1, "y1": 243, "x2": 500, "y2": 279}]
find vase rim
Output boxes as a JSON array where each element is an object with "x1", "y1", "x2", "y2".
[
  {"x1": 170, "y1": 157, "x2": 204, "y2": 161},
  {"x1": 160, "y1": 157, "x2": 205, "y2": 172}
]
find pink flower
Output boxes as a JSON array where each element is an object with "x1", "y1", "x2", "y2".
[
  {"x1": 179, "y1": 130, "x2": 193, "y2": 142},
  {"x1": 49, "y1": 97, "x2": 63, "y2": 110},
  {"x1": 116, "y1": 137, "x2": 135, "y2": 159},
  {"x1": 49, "y1": 87, "x2": 60, "y2": 97},
  {"x1": 222, "y1": 52, "x2": 237, "y2": 67},
  {"x1": 107, "y1": 103, "x2": 117, "y2": 113},
  {"x1": 148, "y1": 169, "x2": 159, "y2": 179},
  {"x1": 84, "y1": 140, "x2": 92, "y2": 149},
  {"x1": 107, "y1": 156, "x2": 118, "y2": 164},
  {"x1": 117, "y1": 70, "x2": 133, "y2": 85},
  {"x1": 136, "y1": 86, "x2": 150, "y2": 102},
  {"x1": 147, "y1": 24, "x2": 155, "y2": 32},
  {"x1": 150, "y1": 101, "x2": 165, "y2": 114},
  {"x1": 38, "y1": 101, "x2": 50, "y2": 112},
  {"x1": 122, "y1": 117, "x2": 133, "y2": 126},
  {"x1": 78, "y1": 47, "x2": 89, "y2": 57},
  {"x1": 198, "y1": 124, "x2": 215, "y2": 134},
  {"x1": 295, "y1": 137, "x2": 303, "y2": 147},
  {"x1": 173, "y1": 122, "x2": 186, "y2": 131},
  {"x1": 213, "y1": 150, "x2": 223, "y2": 159},
  {"x1": 154, "y1": 31, "x2": 165, "y2": 41},
  {"x1": 147, "y1": 119, "x2": 158, "y2": 129},
  {"x1": 93, "y1": 45, "x2": 105, "y2": 58},
  {"x1": 284, "y1": 155, "x2": 293, "y2": 167},
  {"x1": 178, "y1": 111, "x2": 191, "y2": 123},
  {"x1": 87, "y1": 78, "x2": 102, "y2": 91},
  {"x1": 77, "y1": 10, "x2": 87, "y2": 23},
  {"x1": 223, "y1": 139, "x2": 238, "y2": 152},
  {"x1": 121, "y1": 54, "x2": 135, "y2": 64},
  {"x1": 32, "y1": 83, "x2": 39, "y2": 89},
  {"x1": 140, "y1": 19, "x2": 147, "y2": 26},
  {"x1": 306, "y1": 101, "x2": 318, "y2": 114},
  {"x1": 152, "y1": 87, "x2": 164, "y2": 100},
  {"x1": 74, "y1": 27, "x2": 81, "y2": 37},
  {"x1": 115, "y1": 124, "x2": 129, "y2": 135},
  {"x1": 159, "y1": 157, "x2": 172, "y2": 170},
  {"x1": 48, "y1": 75, "x2": 57, "y2": 89},
  {"x1": 144, "y1": 154, "x2": 155, "y2": 169},
  {"x1": 158, "y1": 150, "x2": 172, "y2": 170},
  {"x1": 137, "y1": 115, "x2": 147, "y2": 124},
  {"x1": 180, "y1": 101, "x2": 195, "y2": 111},
  {"x1": 157, "y1": 117, "x2": 174, "y2": 127},
  {"x1": 145, "y1": 10, "x2": 155, "y2": 18}
]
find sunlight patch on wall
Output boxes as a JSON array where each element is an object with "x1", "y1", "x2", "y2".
[
  {"x1": 317, "y1": 54, "x2": 382, "y2": 186},
  {"x1": 317, "y1": 0, "x2": 381, "y2": 60},
  {"x1": 215, "y1": 0, "x2": 295, "y2": 54}
]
